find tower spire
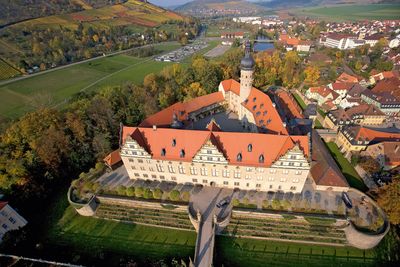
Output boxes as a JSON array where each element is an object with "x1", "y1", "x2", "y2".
[{"x1": 239, "y1": 39, "x2": 255, "y2": 104}]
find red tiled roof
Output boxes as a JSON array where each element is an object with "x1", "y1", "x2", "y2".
[
  {"x1": 346, "y1": 104, "x2": 385, "y2": 117},
  {"x1": 206, "y1": 119, "x2": 221, "y2": 131},
  {"x1": 0, "y1": 201, "x2": 8, "y2": 210},
  {"x1": 220, "y1": 79, "x2": 240, "y2": 95},
  {"x1": 372, "y1": 77, "x2": 400, "y2": 99},
  {"x1": 331, "y1": 82, "x2": 355, "y2": 91},
  {"x1": 276, "y1": 90, "x2": 304, "y2": 119},
  {"x1": 140, "y1": 92, "x2": 225, "y2": 127},
  {"x1": 122, "y1": 127, "x2": 309, "y2": 168},
  {"x1": 242, "y1": 88, "x2": 289, "y2": 135},
  {"x1": 367, "y1": 141, "x2": 400, "y2": 166},
  {"x1": 337, "y1": 72, "x2": 359, "y2": 83},
  {"x1": 348, "y1": 126, "x2": 400, "y2": 142},
  {"x1": 309, "y1": 86, "x2": 333, "y2": 98},
  {"x1": 103, "y1": 149, "x2": 122, "y2": 167}
]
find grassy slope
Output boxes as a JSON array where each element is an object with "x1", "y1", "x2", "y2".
[
  {"x1": 0, "y1": 43, "x2": 179, "y2": 118},
  {"x1": 325, "y1": 142, "x2": 368, "y2": 192},
  {"x1": 290, "y1": 4, "x2": 400, "y2": 21}
]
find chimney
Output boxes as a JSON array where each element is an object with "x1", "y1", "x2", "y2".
[{"x1": 153, "y1": 125, "x2": 157, "y2": 131}]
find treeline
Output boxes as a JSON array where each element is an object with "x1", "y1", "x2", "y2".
[{"x1": 0, "y1": 19, "x2": 200, "y2": 72}]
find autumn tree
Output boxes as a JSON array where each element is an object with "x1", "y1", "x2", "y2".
[
  {"x1": 304, "y1": 65, "x2": 320, "y2": 85},
  {"x1": 375, "y1": 178, "x2": 400, "y2": 225}
]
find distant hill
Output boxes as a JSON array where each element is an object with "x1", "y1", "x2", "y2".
[
  {"x1": 175, "y1": 0, "x2": 265, "y2": 15},
  {"x1": 256, "y1": 0, "x2": 399, "y2": 9},
  {"x1": 0, "y1": 0, "x2": 128, "y2": 27}
]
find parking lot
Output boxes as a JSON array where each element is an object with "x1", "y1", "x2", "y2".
[{"x1": 154, "y1": 41, "x2": 208, "y2": 62}]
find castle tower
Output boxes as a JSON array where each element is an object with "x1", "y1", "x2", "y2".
[{"x1": 240, "y1": 40, "x2": 255, "y2": 103}]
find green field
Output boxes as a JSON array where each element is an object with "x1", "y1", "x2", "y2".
[
  {"x1": 292, "y1": 4, "x2": 400, "y2": 21},
  {"x1": 293, "y1": 92, "x2": 307, "y2": 111},
  {"x1": 325, "y1": 142, "x2": 368, "y2": 192},
  {"x1": 0, "y1": 58, "x2": 20, "y2": 80},
  {"x1": 49, "y1": 206, "x2": 196, "y2": 265},
  {"x1": 0, "y1": 43, "x2": 180, "y2": 119}
]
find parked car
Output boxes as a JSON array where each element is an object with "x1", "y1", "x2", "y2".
[
  {"x1": 342, "y1": 192, "x2": 353, "y2": 209},
  {"x1": 216, "y1": 198, "x2": 230, "y2": 208}
]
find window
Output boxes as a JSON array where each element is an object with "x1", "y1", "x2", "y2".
[
  {"x1": 288, "y1": 162, "x2": 295, "y2": 166},
  {"x1": 156, "y1": 164, "x2": 164, "y2": 172},
  {"x1": 283, "y1": 170, "x2": 289, "y2": 175},
  {"x1": 192, "y1": 178, "x2": 198, "y2": 183},
  {"x1": 269, "y1": 169, "x2": 276, "y2": 174},
  {"x1": 259, "y1": 154, "x2": 264, "y2": 163},
  {"x1": 172, "y1": 139, "x2": 176, "y2": 147},
  {"x1": 290, "y1": 186, "x2": 296, "y2": 190},
  {"x1": 160, "y1": 175, "x2": 165, "y2": 180},
  {"x1": 268, "y1": 177, "x2": 274, "y2": 181},
  {"x1": 257, "y1": 176, "x2": 262, "y2": 181},
  {"x1": 246, "y1": 183, "x2": 250, "y2": 187},
  {"x1": 256, "y1": 184, "x2": 261, "y2": 188},
  {"x1": 280, "y1": 177, "x2": 287, "y2": 182},
  {"x1": 234, "y1": 182, "x2": 240, "y2": 186},
  {"x1": 200, "y1": 168, "x2": 207, "y2": 176},
  {"x1": 212, "y1": 169, "x2": 218, "y2": 177},
  {"x1": 140, "y1": 166, "x2": 145, "y2": 171},
  {"x1": 293, "y1": 178, "x2": 299, "y2": 183},
  {"x1": 161, "y1": 148, "x2": 166, "y2": 156},
  {"x1": 223, "y1": 181, "x2": 229, "y2": 185},
  {"x1": 203, "y1": 179, "x2": 208, "y2": 184},
  {"x1": 234, "y1": 170, "x2": 241, "y2": 178},
  {"x1": 207, "y1": 156, "x2": 213, "y2": 161},
  {"x1": 171, "y1": 177, "x2": 177, "y2": 181},
  {"x1": 128, "y1": 158, "x2": 134, "y2": 162},
  {"x1": 190, "y1": 167, "x2": 198, "y2": 175},
  {"x1": 2, "y1": 224, "x2": 8, "y2": 230},
  {"x1": 149, "y1": 167, "x2": 154, "y2": 172},
  {"x1": 168, "y1": 165, "x2": 175, "y2": 173},
  {"x1": 248, "y1": 144, "x2": 252, "y2": 152},
  {"x1": 9, "y1": 217, "x2": 16, "y2": 224},
  {"x1": 178, "y1": 165, "x2": 185, "y2": 174},
  {"x1": 245, "y1": 174, "x2": 251, "y2": 180},
  {"x1": 269, "y1": 185, "x2": 273, "y2": 189},
  {"x1": 151, "y1": 175, "x2": 157, "y2": 179},
  {"x1": 237, "y1": 153, "x2": 242, "y2": 162},
  {"x1": 134, "y1": 173, "x2": 140, "y2": 177},
  {"x1": 143, "y1": 174, "x2": 148, "y2": 178},
  {"x1": 131, "y1": 166, "x2": 136, "y2": 170},
  {"x1": 290, "y1": 155, "x2": 297, "y2": 159},
  {"x1": 207, "y1": 150, "x2": 212, "y2": 154},
  {"x1": 278, "y1": 185, "x2": 282, "y2": 190},
  {"x1": 223, "y1": 169, "x2": 230, "y2": 178},
  {"x1": 295, "y1": 171, "x2": 302, "y2": 175},
  {"x1": 246, "y1": 167, "x2": 252, "y2": 172},
  {"x1": 180, "y1": 149, "x2": 185, "y2": 158},
  {"x1": 138, "y1": 159, "x2": 143, "y2": 163}
]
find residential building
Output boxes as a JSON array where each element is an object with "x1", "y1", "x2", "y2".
[
  {"x1": 0, "y1": 202, "x2": 27, "y2": 241},
  {"x1": 306, "y1": 86, "x2": 340, "y2": 106},
  {"x1": 361, "y1": 78, "x2": 400, "y2": 115},
  {"x1": 362, "y1": 141, "x2": 400, "y2": 170},
  {"x1": 336, "y1": 126, "x2": 400, "y2": 155},
  {"x1": 321, "y1": 34, "x2": 360, "y2": 50}
]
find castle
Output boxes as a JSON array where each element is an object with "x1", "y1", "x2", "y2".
[{"x1": 119, "y1": 41, "x2": 312, "y2": 193}]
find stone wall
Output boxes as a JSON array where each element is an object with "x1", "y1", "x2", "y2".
[{"x1": 67, "y1": 187, "x2": 98, "y2": 216}]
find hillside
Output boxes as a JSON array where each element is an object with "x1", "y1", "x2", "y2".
[
  {"x1": 0, "y1": 0, "x2": 127, "y2": 27},
  {"x1": 176, "y1": 0, "x2": 265, "y2": 16}
]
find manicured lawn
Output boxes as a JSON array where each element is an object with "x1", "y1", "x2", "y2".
[
  {"x1": 0, "y1": 43, "x2": 179, "y2": 119},
  {"x1": 292, "y1": 4, "x2": 400, "y2": 21},
  {"x1": 49, "y1": 206, "x2": 196, "y2": 265},
  {"x1": 215, "y1": 236, "x2": 374, "y2": 267},
  {"x1": 293, "y1": 92, "x2": 307, "y2": 111},
  {"x1": 325, "y1": 142, "x2": 368, "y2": 192}
]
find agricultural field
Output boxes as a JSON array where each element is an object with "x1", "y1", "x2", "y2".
[
  {"x1": 290, "y1": 4, "x2": 400, "y2": 21},
  {"x1": 0, "y1": 42, "x2": 180, "y2": 119},
  {"x1": 0, "y1": 58, "x2": 21, "y2": 80},
  {"x1": 14, "y1": 0, "x2": 184, "y2": 30}
]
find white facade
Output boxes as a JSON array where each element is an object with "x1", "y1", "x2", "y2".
[{"x1": 0, "y1": 204, "x2": 27, "y2": 241}]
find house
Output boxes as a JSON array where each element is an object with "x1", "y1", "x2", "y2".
[
  {"x1": 0, "y1": 202, "x2": 27, "y2": 241},
  {"x1": 306, "y1": 86, "x2": 340, "y2": 106},
  {"x1": 369, "y1": 71, "x2": 399, "y2": 85},
  {"x1": 336, "y1": 126, "x2": 400, "y2": 156},
  {"x1": 336, "y1": 72, "x2": 360, "y2": 83},
  {"x1": 361, "y1": 78, "x2": 400, "y2": 115},
  {"x1": 363, "y1": 33, "x2": 384, "y2": 47},
  {"x1": 328, "y1": 82, "x2": 355, "y2": 98},
  {"x1": 324, "y1": 104, "x2": 386, "y2": 131},
  {"x1": 321, "y1": 33, "x2": 361, "y2": 50},
  {"x1": 104, "y1": 149, "x2": 122, "y2": 170},
  {"x1": 362, "y1": 141, "x2": 400, "y2": 170},
  {"x1": 297, "y1": 40, "x2": 312, "y2": 53}
]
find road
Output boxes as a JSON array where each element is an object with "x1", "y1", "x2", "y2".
[{"x1": 0, "y1": 41, "x2": 178, "y2": 87}]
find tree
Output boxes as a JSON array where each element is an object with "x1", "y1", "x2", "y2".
[
  {"x1": 183, "y1": 82, "x2": 207, "y2": 101},
  {"x1": 375, "y1": 178, "x2": 400, "y2": 225},
  {"x1": 304, "y1": 65, "x2": 320, "y2": 85},
  {"x1": 143, "y1": 188, "x2": 153, "y2": 199},
  {"x1": 169, "y1": 190, "x2": 180, "y2": 201},
  {"x1": 181, "y1": 191, "x2": 190, "y2": 202},
  {"x1": 153, "y1": 188, "x2": 163, "y2": 199},
  {"x1": 359, "y1": 156, "x2": 381, "y2": 174},
  {"x1": 117, "y1": 185, "x2": 126, "y2": 195},
  {"x1": 135, "y1": 187, "x2": 144, "y2": 198},
  {"x1": 126, "y1": 187, "x2": 135, "y2": 197}
]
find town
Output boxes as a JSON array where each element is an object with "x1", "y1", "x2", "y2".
[{"x1": 0, "y1": 1, "x2": 399, "y2": 267}]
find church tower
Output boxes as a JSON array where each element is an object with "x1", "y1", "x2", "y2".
[{"x1": 240, "y1": 40, "x2": 255, "y2": 103}]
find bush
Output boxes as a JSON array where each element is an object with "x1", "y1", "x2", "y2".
[
  {"x1": 271, "y1": 199, "x2": 281, "y2": 210},
  {"x1": 153, "y1": 188, "x2": 163, "y2": 199},
  {"x1": 282, "y1": 200, "x2": 291, "y2": 210},
  {"x1": 117, "y1": 185, "x2": 126, "y2": 196},
  {"x1": 242, "y1": 198, "x2": 249, "y2": 205},
  {"x1": 135, "y1": 187, "x2": 144, "y2": 198},
  {"x1": 262, "y1": 199, "x2": 269, "y2": 208},
  {"x1": 143, "y1": 188, "x2": 153, "y2": 199},
  {"x1": 92, "y1": 182, "x2": 100, "y2": 192},
  {"x1": 83, "y1": 181, "x2": 94, "y2": 192},
  {"x1": 169, "y1": 190, "x2": 180, "y2": 201},
  {"x1": 71, "y1": 179, "x2": 80, "y2": 188},
  {"x1": 232, "y1": 199, "x2": 240, "y2": 207},
  {"x1": 181, "y1": 191, "x2": 190, "y2": 202},
  {"x1": 126, "y1": 187, "x2": 135, "y2": 197}
]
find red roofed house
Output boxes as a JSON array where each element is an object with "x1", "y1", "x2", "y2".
[
  {"x1": 104, "y1": 149, "x2": 122, "y2": 170},
  {"x1": 328, "y1": 82, "x2": 355, "y2": 98},
  {"x1": 362, "y1": 141, "x2": 400, "y2": 170},
  {"x1": 119, "y1": 41, "x2": 315, "y2": 194},
  {"x1": 306, "y1": 86, "x2": 340, "y2": 106},
  {"x1": 336, "y1": 72, "x2": 360, "y2": 84},
  {"x1": 0, "y1": 202, "x2": 27, "y2": 241}
]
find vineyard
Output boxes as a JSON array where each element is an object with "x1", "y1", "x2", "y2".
[{"x1": 0, "y1": 58, "x2": 20, "y2": 80}]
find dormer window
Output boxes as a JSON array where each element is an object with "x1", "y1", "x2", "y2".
[
  {"x1": 260, "y1": 103, "x2": 264, "y2": 108},
  {"x1": 248, "y1": 144, "x2": 252, "y2": 152},
  {"x1": 253, "y1": 97, "x2": 257, "y2": 102},
  {"x1": 253, "y1": 105, "x2": 257, "y2": 111},
  {"x1": 161, "y1": 148, "x2": 166, "y2": 156},
  {"x1": 180, "y1": 149, "x2": 185, "y2": 158},
  {"x1": 259, "y1": 154, "x2": 264, "y2": 163},
  {"x1": 172, "y1": 139, "x2": 176, "y2": 147},
  {"x1": 237, "y1": 153, "x2": 242, "y2": 162}
]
